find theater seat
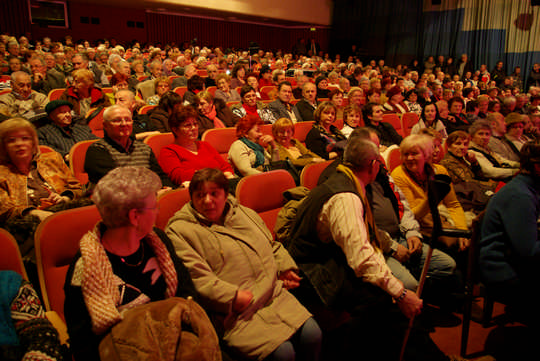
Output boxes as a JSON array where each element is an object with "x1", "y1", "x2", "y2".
[
  {"x1": 0, "y1": 228, "x2": 28, "y2": 278},
  {"x1": 69, "y1": 139, "x2": 99, "y2": 185},
  {"x1": 300, "y1": 160, "x2": 333, "y2": 190},
  {"x1": 201, "y1": 127, "x2": 237, "y2": 160},
  {"x1": 35, "y1": 205, "x2": 102, "y2": 321},
  {"x1": 294, "y1": 121, "x2": 314, "y2": 144},
  {"x1": 143, "y1": 132, "x2": 174, "y2": 158},
  {"x1": 156, "y1": 188, "x2": 191, "y2": 230},
  {"x1": 235, "y1": 170, "x2": 296, "y2": 233}
]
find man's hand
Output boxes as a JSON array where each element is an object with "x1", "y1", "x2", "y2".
[
  {"x1": 396, "y1": 290, "x2": 423, "y2": 319},
  {"x1": 279, "y1": 270, "x2": 302, "y2": 290},
  {"x1": 393, "y1": 244, "x2": 410, "y2": 263},
  {"x1": 406, "y1": 236, "x2": 422, "y2": 254}
]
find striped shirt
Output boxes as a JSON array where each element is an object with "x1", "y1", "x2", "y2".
[{"x1": 38, "y1": 122, "x2": 98, "y2": 158}]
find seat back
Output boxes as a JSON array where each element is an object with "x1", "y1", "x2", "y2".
[
  {"x1": 35, "y1": 205, "x2": 102, "y2": 319},
  {"x1": 47, "y1": 88, "x2": 66, "y2": 101},
  {"x1": 139, "y1": 104, "x2": 157, "y2": 115},
  {"x1": 386, "y1": 147, "x2": 402, "y2": 172},
  {"x1": 235, "y1": 170, "x2": 296, "y2": 232},
  {"x1": 382, "y1": 113, "x2": 403, "y2": 136},
  {"x1": 173, "y1": 86, "x2": 188, "y2": 97},
  {"x1": 69, "y1": 139, "x2": 99, "y2": 185},
  {"x1": 143, "y1": 132, "x2": 174, "y2": 158},
  {"x1": 137, "y1": 79, "x2": 156, "y2": 101},
  {"x1": 86, "y1": 107, "x2": 106, "y2": 138},
  {"x1": 207, "y1": 86, "x2": 217, "y2": 96},
  {"x1": 0, "y1": 228, "x2": 28, "y2": 278},
  {"x1": 294, "y1": 121, "x2": 314, "y2": 144},
  {"x1": 156, "y1": 188, "x2": 191, "y2": 230},
  {"x1": 260, "y1": 86, "x2": 277, "y2": 100},
  {"x1": 300, "y1": 160, "x2": 333, "y2": 190},
  {"x1": 39, "y1": 145, "x2": 56, "y2": 154},
  {"x1": 402, "y1": 112, "x2": 419, "y2": 136},
  {"x1": 201, "y1": 127, "x2": 237, "y2": 160}
]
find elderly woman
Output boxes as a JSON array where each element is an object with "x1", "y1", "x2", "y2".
[
  {"x1": 166, "y1": 168, "x2": 321, "y2": 361},
  {"x1": 411, "y1": 102, "x2": 448, "y2": 139},
  {"x1": 348, "y1": 87, "x2": 367, "y2": 108},
  {"x1": 231, "y1": 85, "x2": 276, "y2": 124},
  {"x1": 146, "y1": 76, "x2": 171, "y2": 106},
  {"x1": 391, "y1": 134, "x2": 470, "y2": 252},
  {"x1": 272, "y1": 117, "x2": 324, "y2": 168},
  {"x1": 441, "y1": 130, "x2": 497, "y2": 214},
  {"x1": 340, "y1": 104, "x2": 363, "y2": 138},
  {"x1": 229, "y1": 63, "x2": 246, "y2": 90},
  {"x1": 305, "y1": 101, "x2": 346, "y2": 160},
  {"x1": 214, "y1": 73, "x2": 241, "y2": 103},
  {"x1": 63, "y1": 166, "x2": 220, "y2": 361},
  {"x1": 0, "y1": 118, "x2": 84, "y2": 260},
  {"x1": 196, "y1": 90, "x2": 238, "y2": 137},
  {"x1": 382, "y1": 85, "x2": 409, "y2": 114},
  {"x1": 159, "y1": 105, "x2": 235, "y2": 187},
  {"x1": 315, "y1": 75, "x2": 329, "y2": 99},
  {"x1": 149, "y1": 91, "x2": 183, "y2": 132},
  {"x1": 228, "y1": 115, "x2": 280, "y2": 176},
  {"x1": 329, "y1": 88, "x2": 344, "y2": 119},
  {"x1": 60, "y1": 68, "x2": 110, "y2": 118},
  {"x1": 404, "y1": 89, "x2": 422, "y2": 116},
  {"x1": 468, "y1": 120, "x2": 520, "y2": 181}
]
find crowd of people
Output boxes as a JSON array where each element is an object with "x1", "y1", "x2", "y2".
[{"x1": 1, "y1": 31, "x2": 540, "y2": 361}]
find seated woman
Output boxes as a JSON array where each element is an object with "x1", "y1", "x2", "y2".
[
  {"x1": 231, "y1": 85, "x2": 276, "y2": 124},
  {"x1": 146, "y1": 76, "x2": 171, "y2": 106},
  {"x1": 404, "y1": 89, "x2": 422, "y2": 116},
  {"x1": 272, "y1": 117, "x2": 324, "y2": 168},
  {"x1": 149, "y1": 91, "x2": 183, "y2": 132},
  {"x1": 340, "y1": 104, "x2": 363, "y2": 138},
  {"x1": 391, "y1": 134, "x2": 470, "y2": 252},
  {"x1": 159, "y1": 105, "x2": 235, "y2": 188},
  {"x1": 468, "y1": 120, "x2": 520, "y2": 182},
  {"x1": 382, "y1": 85, "x2": 409, "y2": 114},
  {"x1": 196, "y1": 90, "x2": 238, "y2": 137},
  {"x1": 229, "y1": 63, "x2": 246, "y2": 90},
  {"x1": 0, "y1": 118, "x2": 85, "y2": 262},
  {"x1": 305, "y1": 101, "x2": 347, "y2": 160},
  {"x1": 315, "y1": 75, "x2": 329, "y2": 99},
  {"x1": 166, "y1": 168, "x2": 321, "y2": 361},
  {"x1": 183, "y1": 75, "x2": 205, "y2": 106},
  {"x1": 107, "y1": 72, "x2": 130, "y2": 104},
  {"x1": 441, "y1": 130, "x2": 498, "y2": 215},
  {"x1": 328, "y1": 88, "x2": 344, "y2": 120},
  {"x1": 446, "y1": 96, "x2": 471, "y2": 134},
  {"x1": 348, "y1": 87, "x2": 367, "y2": 108},
  {"x1": 411, "y1": 102, "x2": 448, "y2": 139},
  {"x1": 64, "y1": 166, "x2": 219, "y2": 361},
  {"x1": 60, "y1": 68, "x2": 110, "y2": 119},
  {"x1": 214, "y1": 73, "x2": 241, "y2": 104},
  {"x1": 228, "y1": 115, "x2": 280, "y2": 176},
  {"x1": 245, "y1": 72, "x2": 263, "y2": 100}
]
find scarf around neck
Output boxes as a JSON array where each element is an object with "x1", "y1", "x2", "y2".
[{"x1": 240, "y1": 137, "x2": 266, "y2": 168}]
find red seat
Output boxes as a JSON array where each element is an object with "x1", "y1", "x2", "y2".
[
  {"x1": 143, "y1": 132, "x2": 175, "y2": 158},
  {"x1": 139, "y1": 104, "x2": 157, "y2": 115},
  {"x1": 201, "y1": 127, "x2": 237, "y2": 160},
  {"x1": 35, "y1": 205, "x2": 102, "y2": 320},
  {"x1": 48, "y1": 88, "x2": 66, "y2": 101},
  {"x1": 382, "y1": 113, "x2": 403, "y2": 136},
  {"x1": 156, "y1": 188, "x2": 191, "y2": 230},
  {"x1": 0, "y1": 228, "x2": 28, "y2": 278},
  {"x1": 173, "y1": 86, "x2": 188, "y2": 97},
  {"x1": 386, "y1": 147, "x2": 402, "y2": 172},
  {"x1": 207, "y1": 86, "x2": 217, "y2": 96},
  {"x1": 39, "y1": 145, "x2": 56, "y2": 154},
  {"x1": 294, "y1": 121, "x2": 314, "y2": 144},
  {"x1": 235, "y1": 170, "x2": 296, "y2": 234},
  {"x1": 300, "y1": 160, "x2": 333, "y2": 190},
  {"x1": 86, "y1": 107, "x2": 106, "y2": 138},
  {"x1": 260, "y1": 86, "x2": 277, "y2": 100},
  {"x1": 402, "y1": 112, "x2": 419, "y2": 136},
  {"x1": 69, "y1": 139, "x2": 99, "y2": 185}
]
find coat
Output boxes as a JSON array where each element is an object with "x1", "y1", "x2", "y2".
[{"x1": 166, "y1": 196, "x2": 311, "y2": 360}]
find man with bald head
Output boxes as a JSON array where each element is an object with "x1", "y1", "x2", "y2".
[
  {"x1": 171, "y1": 63, "x2": 197, "y2": 89},
  {"x1": 84, "y1": 104, "x2": 173, "y2": 189},
  {"x1": 114, "y1": 89, "x2": 158, "y2": 138},
  {"x1": 295, "y1": 82, "x2": 319, "y2": 121},
  {"x1": 487, "y1": 112, "x2": 515, "y2": 160},
  {"x1": 0, "y1": 71, "x2": 48, "y2": 120}
]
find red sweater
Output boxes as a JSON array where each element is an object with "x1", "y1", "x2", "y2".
[{"x1": 158, "y1": 141, "x2": 233, "y2": 185}]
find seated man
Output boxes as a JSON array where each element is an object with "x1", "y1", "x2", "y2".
[
  {"x1": 287, "y1": 137, "x2": 449, "y2": 361},
  {"x1": 0, "y1": 71, "x2": 48, "y2": 121},
  {"x1": 479, "y1": 141, "x2": 540, "y2": 337},
  {"x1": 267, "y1": 81, "x2": 302, "y2": 123},
  {"x1": 362, "y1": 102, "x2": 402, "y2": 151},
  {"x1": 487, "y1": 112, "x2": 516, "y2": 161},
  {"x1": 38, "y1": 100, "x2": 98, "y2": 162},
  {"x1": 295, "y1": 82, "x2": 319, "y2": 122},
  {"x1": 29, "y1": 56, "x2": 65, "y2": 95},
  {"x1": 114, "y1": 89, "x2": 158, "y2": 139},
  {"x1": 84, "y1": 104, "x2": 173, "y2": 189}
]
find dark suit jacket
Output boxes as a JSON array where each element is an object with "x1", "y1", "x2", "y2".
[
  {"x1": 267, "y1": 99, "x2": 303, "y2": 122},
  {"x1": 32, "y1": 68, "x2": 66, "y2": 95},
  {"x1": 295, "y1": 99, "x2": 318, "y2": 122}
]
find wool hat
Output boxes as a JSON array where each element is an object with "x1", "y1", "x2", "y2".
[
  {"x1": 45, "y1": 100, "x2": 73, "y2": 115},
  {"x1": 387, "y1": 85, "x2": 403, "y2": 99}
]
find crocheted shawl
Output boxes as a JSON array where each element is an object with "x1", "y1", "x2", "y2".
[{"x1": 79, "y1": 223, "x2": 178, "y2": 335}]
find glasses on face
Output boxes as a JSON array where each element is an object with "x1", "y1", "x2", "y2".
[{"x1": 180, "y1": 122, "x2": 198, "y2": 129}]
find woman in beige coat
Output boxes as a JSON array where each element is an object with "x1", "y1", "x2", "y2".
[{"x1": 166, "y1": 168, "x2": 321, "y2": 361}]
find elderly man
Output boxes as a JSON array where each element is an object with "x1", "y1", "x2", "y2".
[
  {"x1": 204, "y1": 64, "x2": 218, "y2": 87},
  {"x1": 29, "y1": 56, "x2": 66, "y2": 95},
  {"x1": 487, "y1": 112, "x2": 516, "y2": 161},
  {"x1": 0, "y1": 71, "x2": 48, "y2": 120},
  {"x1": 70, "y1": 53, "x2": 108, "y2": 87},
  {"x1": 267, "y1": 81, "x2": 302, "y2": 123},
  {"x1": 295, "y1": 82, "x2": 319, "y2": 121},
  {"x1": 114, "y1": 89, "x2": 157, "y2": 138},
  {"x1": 84, "y1": 104, "x2": 173, "y2": 188},
  {"x1": 171, "y1": 63, "x2": 197, "y2": 89},
  {"x1": 37, "y1": 100, "x2": 97, "y2": 161},
  {"x1": 287, "y1": 137, "x2": 449, "y2": 361}
]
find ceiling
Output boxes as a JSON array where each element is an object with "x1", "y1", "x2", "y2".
[{"x1": 67, "y1": 0, "x2": 330, "y2": 27}]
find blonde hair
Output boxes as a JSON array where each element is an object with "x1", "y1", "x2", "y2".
[
  {"x1": 0, "y1": 118, "x2": 39, "y2": 164},
  {"x1": 272, "y1": 118, "x2": 295, "y2": 138},
  {"x1": 399, "y1": 134, "x2": 434, "y2": 163},
  {"x1": 72, "y1": 68, "x2": 94, "y2": 83}
]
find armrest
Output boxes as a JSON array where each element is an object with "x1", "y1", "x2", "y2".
[{"x1": 45, "y1": 310, "x2": 70, "y2": 346}]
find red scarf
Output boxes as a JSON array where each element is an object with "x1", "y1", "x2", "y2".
[{"x1": 242, "y1": 103, "x2": 258, "y2": 116}]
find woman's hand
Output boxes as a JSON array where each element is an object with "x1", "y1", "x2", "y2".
[
  {"x1": 465, "y1": 150, "x2": 477, "y2": 163},
  {"x1": 328, "y1": 151, "x2": 338, "y2": 159},
  {"x1": 458, "y1": 237, "x2": 470, "y2": 251},
  {"x1": 259, "y1": 135, "x2": 275, "y2": 148},
  {"x1": 396, "y1": 290, "x2": 423, "y2": 319},
  {"x1": 233, "y1": 289, "x2": 253, "y2": 313},
  {"x1": 46, "y1": 192, "x2": 70, "y2": 205},
  {"x1": 224, "y1": 171, "x2": 236, "y2": 179},
  {"x1": 312, "y1": 157, "x2": 326, "y2": 163},
  {"x1": 279, "y1": 270, "x2": 302, "y2": 290}
]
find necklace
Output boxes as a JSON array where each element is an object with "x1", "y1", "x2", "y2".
[{"x1": 119, "y1": 243, "x2": 145, "y2": 267}]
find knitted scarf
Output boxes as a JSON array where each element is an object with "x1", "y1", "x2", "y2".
[
  {"x1": 240, "y1": 137, "x2": 266, "y2": 168},
  {"x1": 242, "y1": 103, "x2": 259, "y2": 116},
  {"x1": 336, "y1": 164, "x2": 382, "y2": 250},
  {"x1": 204, "y1": 105, "x2": 226, "y2": 128},
  {"x1": 79, "y1": 223, "x2": 178, "y2": 335}
]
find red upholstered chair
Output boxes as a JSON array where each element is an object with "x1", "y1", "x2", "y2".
[
  {"x1": 300, "y1": 160, "x2": 333, "y2": 190},
  {"x1": 201, "y1": 127, "x2": 237, "y2": 161},
  {"x1": 39, "y1": 145, "x2": 56, "y2": 154},
  {"x1": 386, "y1": 147, "x2": 402, "y2": 172},
  {"x1": 0, "y1": 228, "x2": 28, "y2": 278},
  {"x1": 138, "y1": 104, "x2": 157, "y2": 115},
  {"x1": 235, "y1": 170, "x2": 296, "y2": 234},
  {"x1": 35, "y1": 205, "x2": 102, "y2": 321},
  {"x1": 207, "y1": 86, "x2": 217, "y2": 96},
  {"x1": 402, "y1": 112, "x2": 419, "y2": 136},
  {"x1": 47, "y1": 88, "x2": 66, "y2": 101},
  {"x1": 143, "y1": 132, "x2": 175, "y2": 158},
  {"x1": 174, "y1": 86, "x2": 188, "y2": 97},
  {"x1": 260, "y1": 86, "x2": 277, "y2": 100},
  {"x1": 382, "y1": 113, "x2": 404, "y2": 136},
  {"x1": 156, "y1": 188, "x2": 191, "y2": 230},
  {"x1": 294, "y1": 121, "x2": 314, "y2": 144},
  {"x1": 68, "y1": 139, "x2": 99, "y2": 185},
  {"x1": 86, "y1": 107, "x2": 106, "y2": 138}
]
